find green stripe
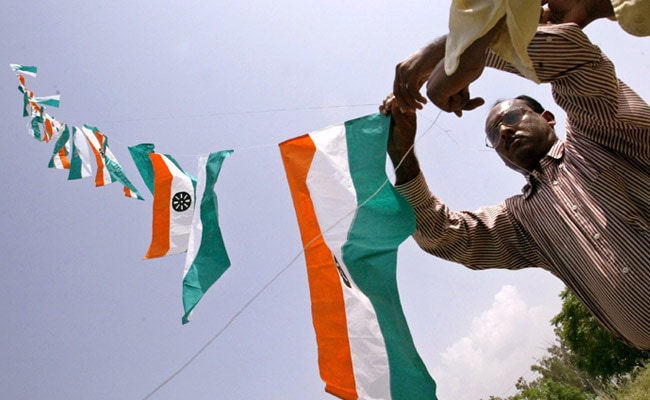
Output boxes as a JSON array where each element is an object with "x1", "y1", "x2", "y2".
[
  {"x1": 34, "y1": 96, "x2": 60, "y2": 108},
  {"x1": 30, "y1": 114, "x2": 43, "y2": 141},
  {"x1": 342, "y1": 113, "x2": 437, "y2": 399},
  {"x1": 68, "y1": 127, "x2": 84, "y2": 180},
  {"x1": 10, "y1": 64, "x2": 37, "y2": 75},
  {"x1": 49, "y1": 125, "x2": 71, "y2": 168},
  {"x1": 22, "y1": 92, "x2": 30, "y2": 117},
  {"x1": 182, "y1": 150, "x2": 233, "y2": 324},
  {"x1": 128, "y1": 143, "x2": 156, "y2": 195}
]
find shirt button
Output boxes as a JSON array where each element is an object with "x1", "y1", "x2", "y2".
[
  {"x1": 571, "y1": 205, "x2": 578, "y2": 211},
  {"x1": 593, "y1": 233, "x2": 601, "y2": 240},
  {"x1": 553, "y1": 180, "x2": 559, "y2": 186},
  {"x1": 621, "y1": 267, "x2": 630, "y2": 274}
]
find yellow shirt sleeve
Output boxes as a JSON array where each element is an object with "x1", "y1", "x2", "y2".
[
  {"x1": 445, "y1": 0, "x2": 541, "y2": 82},
  {"x1": 610, "y1": 0, "x2": 650, "y2": 36}
]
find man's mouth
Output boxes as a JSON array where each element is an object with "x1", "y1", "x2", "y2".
[{"x1": 507, "y1": 133, "x2": 527, "y2": 148}]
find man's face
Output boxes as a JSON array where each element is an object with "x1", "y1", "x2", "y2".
[{"x1": 485, "y1": 99, "x2": 557, "y2": 173}]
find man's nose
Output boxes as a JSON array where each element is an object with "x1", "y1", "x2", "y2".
[{"x1": 499, "y1": 124, "x2": 515, "y2": 139}]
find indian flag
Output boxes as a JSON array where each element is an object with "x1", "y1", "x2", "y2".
[
  {"x1": 48, "y1": 124, "x2": 72, "y2": 169},
  {"x1": 44, "y1": 113, "x2": 65, "y2": 143},
  {"x1": 182, "y1": 150, "x2": 233, "y2": 324},
  {"x1": 68, "y1": 126, "x2": 93, "y2": 181},
  {"x1": 28, "y1": 112, "x2": 45, "y2": 141},
  {"x1": 144, "y1": 153, "x2": 196, "y2": 259},
  {"x1": 33, "y1": 95, "x2": 60, "y2": 108},
  {"x1": 10, "y1": 64, "x2": 37, "y2": 77},
  {"x1": 81, "y1": 125, "x2": 143, "y2": 200},
  {"x1": 82, "y1": 125, "x2": 117, "y2": 187},
  {"x1": 279, "y1": 113, "x2": 437, "y2": 400}
]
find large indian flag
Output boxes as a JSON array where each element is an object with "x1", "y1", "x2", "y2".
[{"x1": 279, "y1": 113, "x2": 437, "y2": 400}]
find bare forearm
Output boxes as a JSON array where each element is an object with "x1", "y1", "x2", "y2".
[
  {"x1": 389, "y1": 148, "x2": 420, "y2": 185},
  {"x1": 426, "y1": 18, "x2": 503, "y2": 113},
  {"x1": 381, "y1": 94, "x2": 421, "y2": 185},
  {"x1": 393, "y1": 35, "x2": 448, "y2": 111}
]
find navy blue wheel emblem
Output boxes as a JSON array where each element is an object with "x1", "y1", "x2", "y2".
[
  {"x1": 172, "y1": 191, "x2": 192, "y2": 212},
  {"x1": 333, "y1": 255, "x2": 352, "y2": 288}
]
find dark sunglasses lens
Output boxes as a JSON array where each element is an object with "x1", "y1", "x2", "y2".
[
  {"x1": 503, "y1": 109, "x2": 523, "y2": 126},
  {"x1": 488, "y1": 109, "x2": 524, "y2": 147}
]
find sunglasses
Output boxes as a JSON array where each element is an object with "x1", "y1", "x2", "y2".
[{"x1": 485, "y1": 108, "x2": 527, "y2": 148}]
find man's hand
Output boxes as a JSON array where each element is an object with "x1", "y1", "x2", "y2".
[
  {"x1": 539, "y1": 0, "x2": 615, "y2": 27},
  {"x1": 380, "y1": 94, "x2": 421, "y2": 184},
  {"x1": 393, "y1": 37, "x2": 447, "y2": 112},
  {"x1": 423, "y1": 19, "x2": 497, "y2": 117},
  {"x1": 429, "y1": 84, "x2": 485, "y2": 117},
  {"x1": 427, "y1": 78, "x2": 485, "y2": 117}
]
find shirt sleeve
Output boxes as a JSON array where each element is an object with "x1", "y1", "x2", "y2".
[
  {"x1": 395, "y1": 172, "x2": 542, "y2": 271},
  {"x1": 445, "y1": 0, "x2": 540, "y2": 82},
  {"x1": 485, "y1": 23, "x2": 602, "y2": 83}
]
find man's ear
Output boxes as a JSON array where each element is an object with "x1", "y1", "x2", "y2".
[{"x1": 542, "y1": 110, "x2": 556, "y2": 127}]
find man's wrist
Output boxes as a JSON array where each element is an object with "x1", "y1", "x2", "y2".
[{"x1": 391, "y1": 153, "x2": 420, "y2": 185}]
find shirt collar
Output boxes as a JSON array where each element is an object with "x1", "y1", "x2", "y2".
[{"x1": 521, "y1": 139, "x2": 566, "y2": 199}]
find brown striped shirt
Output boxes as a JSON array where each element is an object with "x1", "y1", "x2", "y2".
[{"x1": 396, "y1": 23, "x2": 650, "y2": 348}]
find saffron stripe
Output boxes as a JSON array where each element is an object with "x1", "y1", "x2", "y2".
[
  {"x1": 279, "y1": 134, "x2": 358, "y2": 400},
  {"x1": 146, "y1": 154, "x2": 174, "y2": 259},
  {"x1": 308, "y1": 124, "x2": 391, "y2": 399},
  {"x1": 82, "y1": 126, "x2": 110, "y2": 187}
]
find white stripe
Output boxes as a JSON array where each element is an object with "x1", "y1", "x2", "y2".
[
  {"x1": 180, "y1": 154, "x2": 208, "y2": 323},
  {"x1": 51, "y1": 153, "x2": 67, "y2": 169},
  {"x1": 72, "y1": 127, "x2": 92, "y2": 179},
  {"x1": 44, "y1": 114, "x2": 64, "y2": 141},
  {"x1": 81, "y1": 126, "x2": 112, "y2": 184},
  {"x1": 183, "y1": 154, "x2": 207, "y2": 278},
  {"x1": 307, "y1": 124, "x2": 391, "y2": 399},
  {"x1": 33, "y1": 95, "x2": 60, "y2": 107},
  {"x1": 159, "y1": 155, "x2": 194, "y2": 256}
]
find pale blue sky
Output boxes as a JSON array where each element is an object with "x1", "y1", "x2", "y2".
[{"x1": 2, "y1": 2, "x2": 648, "y2": 399}]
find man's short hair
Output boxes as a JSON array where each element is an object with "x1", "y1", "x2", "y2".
[
  {"x1": 515, "y1": 95, "x2": 545, "y2": 113},
  {"x1": 492, "y1": 95, "x2": 545, "y2": 114}
]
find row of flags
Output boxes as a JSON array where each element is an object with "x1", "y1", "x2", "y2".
[
  {"x1": 11, "y1": 64, "x2": 231, "y2": 324},
  {"x1": 11, "y1": 64, "x2": 437, "y2": 399}
]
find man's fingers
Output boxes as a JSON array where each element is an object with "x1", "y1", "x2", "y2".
[
  {"x1": 464, "y1": 97, "x2": 485, "y2": 111},
  {"x1": 394, "y1": 65, "x2": 427, "y2": 111},
  {"x1": 447, "y1": 94, "x2": 485, "y2": 117},
  {"x1": 394, "y1": 83, "x2": 423, "y2": 111},
  {"x1": 379, "y1": 94, "x2": 396, "y2": 115}
]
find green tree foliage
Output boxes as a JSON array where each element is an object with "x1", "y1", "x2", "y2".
[
  {"x1": 487, "y1": 288, "x2": 650, "y2": 400},
  {"x1": 552, "y1": 289, "x2": 650, "y2": 382},
  {"x1": 486, "y1": 329, "x2": 605, "y2": 400},
  {"x1": 616, "y1": 364, "x2": 650, "y2": 400}
]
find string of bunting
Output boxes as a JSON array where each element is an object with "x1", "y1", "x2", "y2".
[
  {"x1": 11, "y1": 63, "x2": 243, "y2": 326},
  {"x1": 11, "y1": 63, "x2": 442, "y2": 400}
]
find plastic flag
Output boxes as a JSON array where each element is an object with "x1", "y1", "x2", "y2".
[
  {"x1": 81, "y1": 125, "x2": 143, "y2": 200},
  {"x1": 279, "y1": 113, "x2": 437, "y2": 400}
]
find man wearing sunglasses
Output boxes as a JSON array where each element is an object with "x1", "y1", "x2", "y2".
[{"x1": 381, "y1": 7, "x2": 650, "y2": 348}]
